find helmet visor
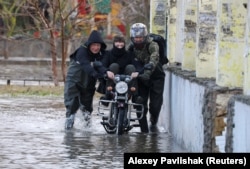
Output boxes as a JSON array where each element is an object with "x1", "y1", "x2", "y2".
[{"x1": 130, "y1": 27, "x2": 147, "y2": 38}]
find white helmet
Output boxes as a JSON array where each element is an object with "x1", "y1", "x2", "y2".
[{"x1": 130, "y1": 23, "x2": 148, "y2": 45}]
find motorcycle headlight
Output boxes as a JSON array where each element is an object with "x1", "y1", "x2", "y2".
[{"x1": 115, "y1": 81, "x2": 128, "y2": 94}]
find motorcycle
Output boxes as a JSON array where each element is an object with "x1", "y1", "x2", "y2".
[{"x1": 97, "y1": 74, "x2": 144, "y2": 135}]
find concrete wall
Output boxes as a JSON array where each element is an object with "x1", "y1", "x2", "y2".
[
  {"x1": 232, "y1": 101, "x2": 250, "y2": 152},
  {"x1": 160, "y1": 68, "x2": 205, "y2": 152},
  {"x1": 0, "y1": 38, "x2": 80, "y2": 59},
  {"x1": 159, "y1": 67, "x2": 250, "y2": 152},
  {"x1": 226, "y1": 96, "x2": 250, "y2": 152},
  {"x1": 156, "y1": 0, "x2": 250, "y2": 152},
  {"x1": 0, "y1": 38, "x2": 113, "y2": 59},
  {"x1": 0, "y1": 38, "x2": 113, "y2": 82}
]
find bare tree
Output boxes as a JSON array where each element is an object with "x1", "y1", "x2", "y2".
[
  {"x1": 23, "y1": 0, "x2": 60, "y2": 86},
  {"x1": 1, "y1": 0, "x2": 150, "y2": 86},
  {"x1": 116, "y1": 0, "x2": 150, "y2": 33},
  {"x1": 0, "y1": 0, "x2": 26, "y2": 37},
  {"x1": 0, "y1": 0, "x2": 25, "y2": 59},
  {"x1": 23, "y1": 0, "x2": 90, "y2": 86}
]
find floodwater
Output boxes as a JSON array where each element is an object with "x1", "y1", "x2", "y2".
[{"x1": 0, "y1": 96, "x2": 185, "y2": 169}]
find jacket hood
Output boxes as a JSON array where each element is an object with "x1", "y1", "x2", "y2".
[{"x1": 85, "y1": 30, "x2": 107, "y2": 50}]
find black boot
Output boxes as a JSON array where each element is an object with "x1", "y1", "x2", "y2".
[
  {"x1": 149, "y1": 116, "x2": 159, "y2": 133},
  {"x1": 149, "y1": 124, "x2": 159, "y2": 133},
  {"x1": 139, "y1": 115, "x2": 149, "y2": 133}
]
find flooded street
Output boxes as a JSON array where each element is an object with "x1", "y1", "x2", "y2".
[{"x1": 0, "y1": 96, "x2": 184, "y2": 169}]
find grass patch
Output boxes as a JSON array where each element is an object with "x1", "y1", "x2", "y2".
[{"x1": 0, "y1": 85, "x2": 64, "y2": 96}]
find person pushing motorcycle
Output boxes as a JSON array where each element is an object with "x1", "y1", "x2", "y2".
[
  {"x1": 129, "y1": 23, "x2": 166, "y2": 133},
  {"x1": 64, "y1": 30, "x2": 107, "y2": 130}
]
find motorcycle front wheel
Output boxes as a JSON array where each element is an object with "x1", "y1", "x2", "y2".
[
  {"x1": 104, "y1": 103, "x2": 116, "y2": 134},
  {"x1": 117, "y1": 108, "x2": 125, "y2": 135}
]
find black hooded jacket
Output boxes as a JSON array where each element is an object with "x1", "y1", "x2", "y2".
[
  {"x1": 102, "y1": 44, "x2": 133, "y2": 74},
  {"x1": 71, "y1": 30, "x2": 107, "y2": 77},
  {"x1": 65, "y1": 30, "x2": 107, "y2": 93}
]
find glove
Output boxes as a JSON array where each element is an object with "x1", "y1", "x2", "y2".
[
  {"x1": 138, "y1": 70, "x2": 151, "y2": 81},
  {"x1": 90, "y1": 71, "x2": 103, "y2": 79},
  {"x1": 93, "y1": 61, "x2": 107, "y2": 74},
  {"x1": 93, "y1": 61, "x2": 103, "y2": 69},
  {"x1": 144, "y1": 63, "x2": 153, "y2": 71},
  {"x1": 138, "y1": 74, "x2": 150, "y2": 81}
]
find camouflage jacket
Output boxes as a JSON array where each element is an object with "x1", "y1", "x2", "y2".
[{"x1": 132, "y1": 36, "x2": 160, "y2": 75}]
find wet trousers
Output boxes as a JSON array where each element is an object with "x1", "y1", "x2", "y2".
[
  {"x1": 64, "y1": 87, "x2": 95, "y2": 117},
  {"x1": 136, "y1": 75, "x2": 165, "y2": 132}
]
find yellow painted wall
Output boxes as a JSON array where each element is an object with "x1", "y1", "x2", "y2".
[
  {"x1": 217, "y1": 0, "x2": 246, "y2": 87},
  {"x1": 196, "y1": 0, "x2": 217, "y2": 78},
  {"x1": 150, "y1": 0, "x2": 167, "y2": 38},
  {"x1": 244, "y1": 0, "x2": 250, "y2": 95},
  {"x1": 182, "y1": 0, "x2": 197, "y2": 71},
  {"x1": 244, "y1": 54, "x2": 250, "y2": 94},
  {"x1": 168, "y1": 0, "x2": 177, "y2": 63},
  {"x1": 175, "y1": 0, "x2": 185, "y2": 64}
]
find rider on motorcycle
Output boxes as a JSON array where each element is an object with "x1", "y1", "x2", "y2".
[{"x1": 99, "y1": 35, "x2": 140, "y2": 106}]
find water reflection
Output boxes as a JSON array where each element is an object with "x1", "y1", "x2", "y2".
[
  {"x1": 62, "y1": 128, "x2": 175, "y2": 168},
  {"x1": 0, "y1": 96, "x2": 184, "y2": 169}
]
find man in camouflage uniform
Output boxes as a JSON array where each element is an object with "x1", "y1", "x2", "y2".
[{"x1": 129, "y1": 23, "x2": 166, "y2": 133}]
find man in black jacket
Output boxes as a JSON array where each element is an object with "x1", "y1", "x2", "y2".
[{"x1": 64, "y1": 30, "x2": 107, "y2": 130}]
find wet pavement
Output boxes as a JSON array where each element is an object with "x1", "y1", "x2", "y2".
[{"x1": 0, "y1": 95, "x2": 185, "y2": 169}]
